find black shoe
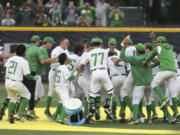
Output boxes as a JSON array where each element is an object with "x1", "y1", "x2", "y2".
[
  {"x1": 0, "y1": 109, "x2": 5, "y2": 120},
  {"x1": 85, "y1": 112, "x2": 93, "y2": 124}
]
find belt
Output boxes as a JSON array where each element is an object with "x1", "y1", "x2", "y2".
[
  {"x1": 7, "y1": 77, "x2": 18, "y2": 82},
  {"x1": 51, "y1": 68, "x2": 56, "y2": 71},
  {"x1": 91, "y1": 67, "x2": 106, "y2": 72},
  {"x1": 111, "y1": 74, "x2": 119, "y2": 78},
  {"x1": 121, "y1": 74, "x2": 126, "y2": 76}
]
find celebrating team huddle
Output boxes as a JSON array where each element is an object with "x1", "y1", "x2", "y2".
[{"x1": 0, "y1": 32, "x2": 180, "y2": 125}]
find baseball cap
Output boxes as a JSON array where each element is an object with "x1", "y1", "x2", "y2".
[
  {"x1": 155, "y1": 36, "x2": 166, "y2": 43},
  {"x1": 135, "y1": 43, "x2": 145, "y2": 52},
  {"x1": 91, "y1": 38, "x2": 103, "y2": 44},
  {"x1": 31, "y1": 35, "x2": 41, "y2": 42},
  {"x1": 108, "y1": 38, "x2": 117, "y2": 45},
  {"x1": 127, "y1": 39, "x2": 133, "y2": 45},
  {"x1": 43, "y1": 37, "x2": 56, "y2": 43}
]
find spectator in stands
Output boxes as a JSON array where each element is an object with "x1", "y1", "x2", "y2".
[
  {"x1": 39, "y1": 14, "x2": 53, "y2": 26},
  {"x1": 4, "y1": 2, "x2": 16, "y2": 18},
  {"x1": 65, "y1": 1, "x2": 77, "y2": 26},
  {"x1": 35, "y1": 0, "x2": 48, "y2": 16},
  {"x1": 108, "y1": 5, "x2": 125, "y2": 27},
  {"x1": 94, "y1": 0, "x2": 110, "y2": 27},
  {"x1": 79, "y1": 2, "x2": 95, "y2": 25},
  {"x1": 49, "y1": 3, "x2": 62, "y2": 26},
  {"x1": 45, "y1": 0, "x2": 57, "y2": 12},
  {"x1": 1, "y1": 12, "x2": 15, "y2": 26},
  {"x1": 16, "y1": 6, "x2": 35, "y2": 26},
  {"x1": 23, "y1": 0, "x2": 36, "y2": 11},
  {"x1": 76, "y1": 9, "x2": 91, "y2": 26},
  {"x1": 0, "y1": 4, "x2": 3, "y2": 23}
]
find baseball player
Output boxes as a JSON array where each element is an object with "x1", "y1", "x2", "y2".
[
  {"x1": 145, "y1": 43, "x2": 172, "y2": 122},
  {"x1": 24, "y1": 35, "x2": 45, "y2": 118},
  {"x1": 119, "y1": 38, "x2": 136, "y2": 122},
  {"x1": 78, "y1": 44, "x2": 92, "y2": 118},
  {"x1": 44, "y1": 37, "x2": 70, "y2": 118},
  {"x1": 67, "y1": 45, "x2": 84, "y2": 99},
  {"x1": 143, "y1": 36, "x2": 180, "y2": 123},
  {"x1": 121, "y1": 42, "x2": 153, "y2": 124},
  {"x1": 5, "y1": 45, "x2": 37, "y2": 123},
  {"x1": 79, "y1": 38, "x2": 114, "y2": 123},
  {"x1": 107, "y1": 50, "x2": 126, "y2": 120},
  {"x1": 35, "y1": 37, "x2": 57, "y2": 111},
  {"x1": 0, "y1": 44, "x2": 17, "y2": 120},
  {"x1": 106, "y1": 37, "x2": 126, "y2": 120},
  {"x1": 53, "y1": 53, "x2": 79, "y2": 124}
]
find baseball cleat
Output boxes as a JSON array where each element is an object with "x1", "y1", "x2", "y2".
[
  {"x1": 104, "y1": 109, "x2": 114, "y2": 121},
  {"x1": 14, "y1": 114, "x2": 24, "y2": 122},
  {"x1": 139, "y1": 117, "x2": 145, "y2": 123},
  {"x1": 44, "y1": 109, "x2": 52, "y2": 119},
  {"x1": 128, "y1": 113, "x2": 133, "y2": 122},
  {"x1": 85, "y1": 112, "x2": 93, "y2": 124},
  {"x1": 128, "y1": 120, "x2": 139, "y2": 125},
  {"x1": 146, "y1": 119, "x2": 152, "y2": 124},
  {"x1": 57, "y1": 119, "x2": 67, "y2": 125},
  {"x1": 152, "y1": 115, "x2": 158, "y2": 120},
  {"x1": 160, "y1": 99, "x2": 169, "y2": 110},
  {"x1": 170, "y1": 113, "x2": 180, "y2": 124}
]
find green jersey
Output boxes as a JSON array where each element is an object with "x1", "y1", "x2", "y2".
[
  {"x1": 120, "y1": 46, "x2": 153, "y2": 86},
  {"x1": 146, "y1": 43, "x2": 177, "y2": 73},
  {"x1": 78, "y1": 6, "x2": 95, "y2": 22},
  {"x1": 110, "y1": 11, "x2": 124, "y2": 27},
  {"x1": 37, "y1": 46, "x2": 48, "y2": 75},
  {"x1": 25, "y1": 43, "x2": 43, "y2": 72}
]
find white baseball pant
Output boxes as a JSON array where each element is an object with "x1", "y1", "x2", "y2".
[
  {"x1": 5, "y1": 79, "x2": 31, "y2": 103},
  {"x1": 132, "y1": 85, "x2": 152, "y2": 105},
  {"x1": 48, "y1": 69, "x2": 56, "y2": 97},
  {"x1": 35, "y1": 75, "x2": 45, "y2": 100},
  {"x1": 55, "y1": 86, "x2": 70, "y2": 105},
  {"x1": 90, "y1": 70, "x2": 113, "y2": 98},
  {"x1": 78, "y1": 75, "x2": 90, "y2": 99},
  {"x1": 111, "y1": 75, "x2": 126, "y2": 101},
  {"x1": 120, "y1": 71, "x2": 134, "y2": 99},
  {"x1": 151, "y1": 71, "x2": 178, "y2": 98}
]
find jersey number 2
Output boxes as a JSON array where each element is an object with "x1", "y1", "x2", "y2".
[{"x1": 8, "y1": 61, "x2": 18, "y2": 75}]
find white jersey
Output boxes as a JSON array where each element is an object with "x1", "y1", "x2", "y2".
[
  {"x1": 108, "y1": 56, "x2": 126, "y2": 76},
  {"x1": 125, "y1": 46, "x2": 136, "y2": 71},
  {"x1": 67, "y1": 53, "x2": 81, "y2": 74},
  {"x1": 5, "y1": 56, "x2": 30, "y2": 81},
  {"x1": 55, "y1": 65, "x2": 71, "y2": 88},
  {"x1": 81, "y1": 48, "x2": 108, "y2": 71},
  {"x1": 50, "y1": 46, "x2": 69, "y2": 69},
  {"x1": 79, "y1": 52, "x2": 91, "y2": 76},
  {"x1": 106, "y1": 48, "x2": 120, "y2": 57}
]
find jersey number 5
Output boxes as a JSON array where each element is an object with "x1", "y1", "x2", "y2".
[
  {"x1": 56, "y1": 70, "x2": 61, "y2": 83},
  {"x1": 91, "y1": 52, "x2": 104, "y2": 66},
  {"x1": 8, "y1": 61, "x2": 18, "y2": 75}
]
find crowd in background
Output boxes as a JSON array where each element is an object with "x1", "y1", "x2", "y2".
[{"x1": 0, "y1": 0, "x2": 125, "y2": 27}]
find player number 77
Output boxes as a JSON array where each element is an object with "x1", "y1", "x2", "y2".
[{"x1": 91, "y1": 52, "x2": 104, "y2": 66}]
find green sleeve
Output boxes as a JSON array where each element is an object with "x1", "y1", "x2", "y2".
[
  {"x1": 145, "y1": 48, "x2": 158, "y2": 63},
  {"x1": 68, "y1": 75, "x2": 75, "y2": 81},
  {"x1": 24, "y1": 74, "x2": 35, "y2": 80},
  {"x1": 152, "y1": 41, "x2": 157, "y2": 50},
  {"x1": 37, "y1": 49, "x2": 43, "y2": 61},
  {"x1": 150, "y1": 61, "x2": 160, "y2": 68},
  {"x1": 120, "y1": 47, "x2": 140, "y2": 65}
]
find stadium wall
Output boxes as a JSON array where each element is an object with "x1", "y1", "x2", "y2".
[{"x1": 1, "y1": 27, "x2": 180, "y2": 82}]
